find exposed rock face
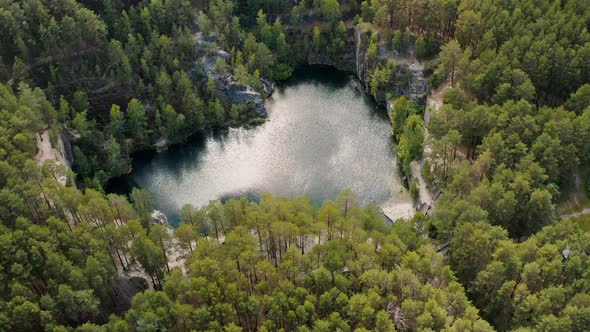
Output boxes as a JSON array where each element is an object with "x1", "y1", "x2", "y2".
[
  {"x1": 154, "y1": 138, "x2": 168, "y2": 152},
  {"x1": 355, "y1": 26, "x2": 369, "y2": 89},
  {"x1": 59, "y1": 129, "x2": 74, "y2": 167},
  {"x1": 35, "y1": 129, "x2": 74, "y2": 185},
  {"x1": 151, "y1": 210, "x2": 169, "y2": 225},
  {"x1": 197, "y1": 33, "x2": 274, "y2": 117},
  {"x1": 306, "y1": 28, "x2": 357, "y2": 72},
  {"x1": 354, "y1": 26, "x2": 428, "y2": 105},
  {"x1": 407, "y1": 63, "x2": 428, "y2": 103},
  {"x1": 109, "y1": 276, "x2": 149, "y2": 314},
  {"x1": 195, "y1": 25, "x2": 426, "y2": 117}
]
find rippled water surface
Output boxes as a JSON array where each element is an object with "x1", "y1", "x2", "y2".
[{"x1": 109, "y1": 67, "x2": 413, "y2": 225}]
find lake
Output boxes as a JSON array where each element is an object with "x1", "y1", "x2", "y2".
[{"x1": 108, "y1": 66, "x2": 413, "y2": 226}]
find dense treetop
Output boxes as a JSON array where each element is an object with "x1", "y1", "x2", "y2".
[
  {"x1": 118, "y1": 193, "x2": 495, "y2": 331},
  {"x1": 450, "y1": 220, "x2": 590, "y2": 331},
  {"x1": 1, "y1": 0, "x2": 590, "y2": 331}
]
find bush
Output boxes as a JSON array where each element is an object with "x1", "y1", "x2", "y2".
[
  {"x1": 443, "y1": 87, "x2": 470, "y2": 109},
  {"x1": 422, "y1": 159, "x2": 434, "y2": 185},
  {"x1": 410, "y1": 178, "x2": 420, "y2": 202},
  {"x1": 585, "y1": 169, "x2": 590, "y2": 198},
  {"x1": 271, "y1": 63, "x2": 294, "y2": 81},
  {"x1": 428, "y1": 68, "x2": 446, "y2": 89}
]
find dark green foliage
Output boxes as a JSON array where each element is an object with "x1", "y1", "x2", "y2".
[
  {"x1": 367, "y1": 0, "x2": 457, "y2": 40},
  {"x1": 1, "y1": 1, "x2": 590, "y2": 331},
  {"x1": 565, "y1": 84, "x2": 590, "y2": 115},
  {"x1": 410, "y1": 178, "x2": 419, "y2": 201},
  {"x1": 390, "y1": 97, "x2": 419, "y2": 140},
  {"x1": 271, "y1": 63, "x2": 294, "y2": 81},
  {"x1": 428, "y1": 94, "x2": 590, "y2": 238},
  {"x1": 115, "y1": 193, "x2": 493, "y2": 331},
  {"x1": 0, "y1": 82, "x2": 163, "y2": 329},
  {"x1": 453, "y1": 220, "x2": 590, "y2": 331},
  {"x1": 439, "y1": 0, "x2": 589, "y2": 104},
  {"x1": 0, "y1": 0, "x2": 281, "y2": 186},
  {"x1": 389, "y1": 97, "x2": 424, "y2": 177},
  {"x1": 398, "y1": 114, "x2": 424, "y2": 176},
  {"x1": 415, "y1": 36, "x2": 426, "y2": 61}
]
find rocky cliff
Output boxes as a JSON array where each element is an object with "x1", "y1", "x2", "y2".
[
  {"x1": 35, "y1": 128, "x2": 74, "y2": 185},
  {"x1": 195, "y1": 24, "x2": 426, "y2": 119},
  {"x1": 353, "y1": 26, "x2": 428, "y2": 105},
  {"x1": 305, "y1": 28, "x2": 357, "y2": 72},
  {"x1": 196, "y1": 33, "x2": 274, "y2": 118}
]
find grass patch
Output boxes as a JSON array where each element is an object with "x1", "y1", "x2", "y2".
[
  {"x1": 571, "y1": 214, "x2": 590, "y2": 232},
  {"x1": 560, "y1": 194, "x2": 590, "y2": 215}
]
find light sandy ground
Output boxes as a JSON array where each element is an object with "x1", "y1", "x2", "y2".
[
  {"x1": 35, "y1": 130, "x2": 69, "y2": 185},
  {"x1": 409, "y1": 80, "x2": 451, "y2": 216},
  {"x1": 35, "y1": 130, "x2": 56, "y2": 163},
  {"x1": 561, "y1": 208, "x2": 590, "y2": 220},
  {"x1": 382, "y1": 197, "x2": 415, "y2": 222},
  {"x1": 35, "y1": 129, "x2": 191, "y2": 286},
  {"x1": 409, "y1": 160, "x2": 434, "y2": 213},
  {"x1": 167, "y1": 238, "x2": 190, "y2": 274},
  {"x1": 117, "y1": 222, "x2": 191, "y2": 289},
  {"x1": 427, "y1": 80, "x2": 451, "y2": 113}
]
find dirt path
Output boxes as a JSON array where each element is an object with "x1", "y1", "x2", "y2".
[
  {"x1": 556, "y1": 170, "x2": 590, "y2": 220},
  {"x1": 410, "y1": 160, "x2": 433, "y2": 208},
  {"x1": 427, "y1": 80, "x2": 451, "y2": 115},
  {"x1": 561, "y1": 208, "x2": 590, "y2": 220},
  {"x1": 423, "y1": 81, "x2": 450, "y2": 150},
  {"x1": 408, "y1": 80, "x2": 451, "y2": 215}
]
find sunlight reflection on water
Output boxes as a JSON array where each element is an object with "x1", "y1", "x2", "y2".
[{"x1": 109, "y1": 67, "x2": 413, "y2": 225}]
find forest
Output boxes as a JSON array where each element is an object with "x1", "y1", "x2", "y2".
[{"x1": 0, "y1": 0, "x2": 589, "y2": 331}]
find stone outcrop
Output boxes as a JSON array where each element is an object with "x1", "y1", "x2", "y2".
[
  {"x1": 408, "y1": 63, "x2": 428, "y2": 102},
  {"x1": 305, "y1": 28, "x2": 357, "y2": 72},
  {"x1": 151, "y1": 210, "x2": 169, "y2": 225},
  {"x1": 196, "y1": 33, "x2": 274, "y2": 117},
  {"x1": 355, "y1": 26, "x2": 369, "y2": 89},
  {"x1": 59, "y1": 129, "x2": 74, "y2": 167},
  {"x1": 194, "y1": 24, "x2": 426, "y2": 117},
  {"x1": 109, "y1": 275, "x2": 149, "y2": 314},
  {"x1": 35, "y1": 129, "x2": 74, "y2": 185},
  {"x1": 354, "y1": 26, "x2": 428, "y2": 105}
]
